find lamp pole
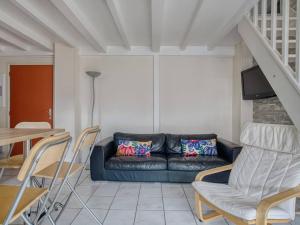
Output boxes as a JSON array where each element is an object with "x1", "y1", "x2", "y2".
[{"x1": 86, "y1": 71, "x2": 101, "y2": 126}]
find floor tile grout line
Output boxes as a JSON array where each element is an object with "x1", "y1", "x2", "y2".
[
  {"x1": 161, "y1": 183, "x2": 167, "y2": 225},
  {"x1": 47, "y1": 173, "x2": 91, "y2": 225},
  {"x1": 132, "y1": 183, "x2": 142, "y2": 225},
  {"x1": 182, "y1": 183, "x2": 198, "y2": 225},
  {"x1": 67, "y1": 208, "x2": 82, "y2": 225},
  {"x1": 101, "y1": 182, "x2": 121, "y2": 224},
  {"x1": 70, "y1": 175, "x2": 106, "y2": 225}
]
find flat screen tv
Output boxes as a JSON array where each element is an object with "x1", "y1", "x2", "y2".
[{"x1": 241, "y1": 66, "x2": 276, "y2": 100}]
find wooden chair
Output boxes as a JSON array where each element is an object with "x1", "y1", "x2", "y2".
[
  {"x1": 0, "y1": 122, "x2": 51, "y2": 179},
  {"x1": 193, "y1": 122, "x2": 300, "y2": 225},
  {"x1": 0, "y1": 132, "x2": 71, "y2": 225},
  {"x1": 32, "y1": 126, "x2": 101, "y2": 225}
]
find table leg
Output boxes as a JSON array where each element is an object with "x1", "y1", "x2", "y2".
[
  {"x1": 23, "y1": 139, "x2": 32, "y2": 224},
  {"x1": 23, "y1": 139, "x2": 31, "y2": 158}
]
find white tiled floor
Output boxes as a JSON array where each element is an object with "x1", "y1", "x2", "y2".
[{"x1": 1, "y1": 169, "x2": 300, "y2": 225}]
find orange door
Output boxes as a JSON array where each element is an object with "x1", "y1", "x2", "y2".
[{"x1": 10, "y1": 65, "x2": 53, "y2": 155}]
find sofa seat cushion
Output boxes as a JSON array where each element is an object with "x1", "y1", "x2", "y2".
[
  {"x1": 167, "y1": 155, "x2": 228, "y2": 171},
  {"x1": 105, "y1": 154, "x2": 167, "y2": 171},
  {"x1": 192, "y1": 181, "x2": 291, "y2": 221}
]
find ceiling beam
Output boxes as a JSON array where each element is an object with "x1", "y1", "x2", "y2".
[
  {"x1": 207, "y1": 0, "x2": 257, "y2": 49},
  {"x1": 105, "y1": 0, "x2": 130, "y2": 50},
  {"x1": 0, "y1": 29, "x2": 29, "y2": 51},
  {"x1": 50, "y1": 0, "x2": 106, "y2": 52},
  {"x1": 12, "y1": 0, "x2": 77, "y2": 48},
  {"x1": 151, "y1": 0, "x2": 165, "y2": 52},
  {"x1": 0, "y1": 10, "x2": 52, "y2": 51},
  {"x1": 180, "y1": 0, "x2": 204, "y2": 50}
]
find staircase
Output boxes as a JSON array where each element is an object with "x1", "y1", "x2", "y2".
[{"x1": 238, "y1": 0, "x2": 300, "y2": 130}]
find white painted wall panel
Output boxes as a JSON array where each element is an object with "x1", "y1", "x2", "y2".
[
  {"x1": 159, "y1": 56, "x2": 234, "y2": 140},
  {"x1": 54, "y1": 43, "x2": 79, "y2": 159},
  {"x1": 79, "y1": 56, "x2": 154, "y2": 138}
]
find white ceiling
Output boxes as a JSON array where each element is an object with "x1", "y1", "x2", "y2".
[{"x1": 0, "y1": 0, "x2": 254, "y2": 55}]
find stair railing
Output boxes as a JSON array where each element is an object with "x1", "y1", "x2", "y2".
[{"x1": 247, "y1": 0, "x2": 300, "y2": 89}]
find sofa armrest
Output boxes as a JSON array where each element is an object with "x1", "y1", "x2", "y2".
[
  {"x1": 90, "y1": 137, "x2": 115, "y2": 180},
  {"x1": 97, "y1": 137, "x2": 115, "y2": 160},
  {"x1": 217, "y1": 138, "x2": 242, "y2": 163}
]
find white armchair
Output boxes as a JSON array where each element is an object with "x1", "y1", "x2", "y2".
[{"x1": 193, "y1": 122, "x2": 300, "y2": 225}]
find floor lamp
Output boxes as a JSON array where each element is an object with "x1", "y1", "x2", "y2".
[{"x1": 86, "y1": 71, "x2": 101, "y2": 126}]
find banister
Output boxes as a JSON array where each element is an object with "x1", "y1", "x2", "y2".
[{"x1": 247, "y1": 0, "x2": 300, "y2": 85}]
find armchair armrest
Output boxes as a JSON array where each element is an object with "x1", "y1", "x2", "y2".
[
  {"x1": 195, "y1": 164, "x2": 233, "y2": 181},
  {"x1": 217, "y1": 138, "x2": 242, "y2": 163},
  {"x1": 257, "y1": 185, "x2": 300, "y2": 225}
]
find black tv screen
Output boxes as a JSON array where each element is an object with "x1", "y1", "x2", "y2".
[{"x1": 241, "y1": 66, "x2": 276, "y2": 100}]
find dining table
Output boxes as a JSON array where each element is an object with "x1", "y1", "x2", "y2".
[{"x1": 0, "y1": 128, "x2": 65, "y2": 158}]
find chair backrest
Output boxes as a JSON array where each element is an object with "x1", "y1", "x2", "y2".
[
  {"x1": 15, "y1": 122, "x2": 51, "y2": 129},
  {"x1": 17, "y1": 132, "x2": 71, "y2": 181},
  {"x1": 3, "y1": 132, "x2": 71, "y2": 225},
  {"x1": 229, "y1": 122, "x2": 300, "y2": 219},
  {"x1": 73, "y1": 126, "x2": 100, "y2": 154}
]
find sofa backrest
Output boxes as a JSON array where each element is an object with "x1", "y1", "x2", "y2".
[
  {"x1": 165, "y1": 134, "x2": 217, "y2": 154},
  {"x1": 113, "y1": 132, "x2": 165, "y2": 153},
  {"x1": 229, "y1": 122, "x2": 300, "y2": 220}
]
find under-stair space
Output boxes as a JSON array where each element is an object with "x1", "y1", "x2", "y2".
[{"x1": 238, "y1": 0, "x2": 300, "y2": 130}]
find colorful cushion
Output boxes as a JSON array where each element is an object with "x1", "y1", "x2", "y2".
[
  {"x1": 181, "y1": 139, "x2": 218, "y2": 156},
  {"x1": 116, "y1": 140, "x2": 152, "y2": 157}
]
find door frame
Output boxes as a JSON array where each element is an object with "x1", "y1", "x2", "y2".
[{"x1": 8, "y1": 64, "x2": 54, "y2": 128}]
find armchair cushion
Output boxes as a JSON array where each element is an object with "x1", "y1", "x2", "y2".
[
  {"x1": 167, "y1": 154, "x2": 228, "y2": 171},
  {"x1": 240, "y1": 122, "x2": 300, "y2": 153},
  {"x1": 192, "y1": 181, "x2": 292, "y2": 221}
]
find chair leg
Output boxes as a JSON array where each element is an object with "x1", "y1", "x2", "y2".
[
  {"x1": 54, "y1": 165, "x2": 86, "y2": 222},
  {"x1": 0, "y1": 168, "x2": 4, "y2": 179},
  {"x1": 21, "y1": 213, "x2": 33, "y2": 225},
  {"x1": 195, "y1": 192, "x2": 204, "y2": 220},
  {"x1": 66, "y1": 180, "x2": 102, "y2": 225},
  {"x1": 195, "y1": 192, "x2": 222, "y2": 222}
]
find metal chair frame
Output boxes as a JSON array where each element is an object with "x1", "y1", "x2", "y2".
[
  {"x1": 0, "y1": 122, "x2": 51, "y2": 179},
  {"x1": 2, "y1": 133, "x2": 71, "y2": 225},
  {"x1": 35, "y1": 127, "x2": 101, "y2": 225}
]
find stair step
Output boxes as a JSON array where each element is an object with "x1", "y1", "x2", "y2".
[
  {"x1": 258, "y1": 22, "x2": 296, "y2": 30},
  {"x1": 258, "y1": 16, "x2": 297, "y2": 20},
  {"x1": 267, "y1": 34, "x2": 296, "y2": 40},
  {"x1": 276, "y1": 39, "x2": 296, "y2": 43},
  {"x1": 276, "y1": 47, "x2": 296, "y2": 54},
  {"x1": 266, "y1": 27, "x2": 296, "y2": 31}
]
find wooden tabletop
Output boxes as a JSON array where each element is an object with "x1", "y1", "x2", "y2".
[{"x1": 0, "y1": 128, "x2": 65, "y2": 146}]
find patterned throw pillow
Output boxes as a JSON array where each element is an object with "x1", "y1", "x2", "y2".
[
  {"x1": 181, "y1": 139, "x2": 217, "y2": 156},
  {"x1": 116, "y1": 140, "x2": 152, "y2": 157}
]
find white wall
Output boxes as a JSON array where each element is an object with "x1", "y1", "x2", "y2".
[
  {"x1": 54, "y1": 43, "x2": 80, "y2": 147},
  {"x1": 0, "y1": 52, "x2": 241, "y2": 144},
  {"x1": 232, "y1": 41, "x2": 254, "y2": 142},
  {"x1": 159, "y1": 56, "x2": 234, "y2": 140},
  {"x1": 79, "y1": 55, "x2": 235, "y2": 141},
  {"x1": 79, "y1": 56, "x2": 154, "y2": 138}
]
